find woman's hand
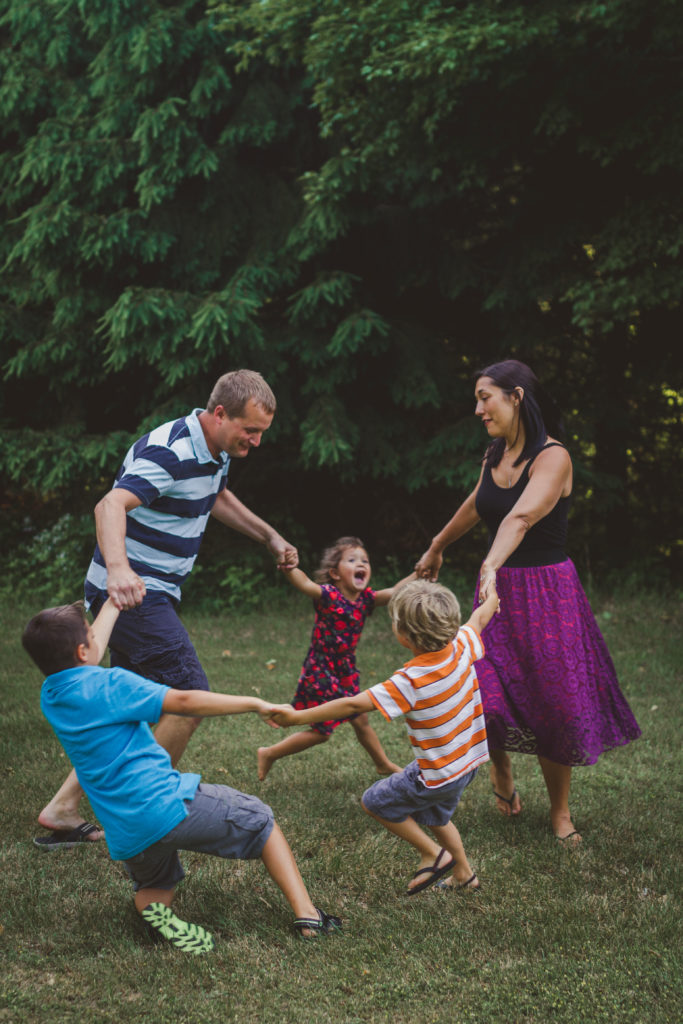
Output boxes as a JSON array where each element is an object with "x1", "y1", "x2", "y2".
[
  {"x1": 414, "y1": 547, "x2": 443, "y2": 582},
  {"x1": 479, "y1": 562, "x2": 497, "y2": 603}
]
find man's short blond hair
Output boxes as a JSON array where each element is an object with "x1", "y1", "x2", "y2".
[
  {"x1": 207, "y1": 370, "x2": 276, "y2": 417},
  {"x1": 389, "y1": 580, "x2": 461, "y2": 653}
]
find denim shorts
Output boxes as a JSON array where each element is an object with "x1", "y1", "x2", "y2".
[
  {"x1": 93, "y1": 591, "x2": 210, "y2": 691},
  {"x1": 123, "y1": 783, "x2": 275, "y2": 891},
  {"x1": 362, "y1": 761, "x2": 478, "y2": 828}
]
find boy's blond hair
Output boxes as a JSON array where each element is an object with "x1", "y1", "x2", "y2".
[{"x1": 389, "y1": 580, "x2": 461, "y2": 653}]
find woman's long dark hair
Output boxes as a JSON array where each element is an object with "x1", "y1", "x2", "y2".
[{"x1": 475, "y1": 359, "x2": 564, "y2": 467}]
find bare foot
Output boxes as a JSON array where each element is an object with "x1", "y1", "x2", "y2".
[
  {"x1": 37, "y1": 813, "x2": 103, "y2": 841},
  {"x1": 376, "y1": 761, "x2": 402, "y2": 776},
  {"x1": 257, "y1": 747, "x2": 275, "y2": 782}
]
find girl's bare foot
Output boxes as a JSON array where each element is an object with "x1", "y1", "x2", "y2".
[{"x1": 257, "y1": 748, "x2": 275, "y2": 782}]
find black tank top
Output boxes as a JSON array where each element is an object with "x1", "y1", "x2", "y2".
[{"x1": 474, "y1": 442, "x2": 571, "y2": 568}]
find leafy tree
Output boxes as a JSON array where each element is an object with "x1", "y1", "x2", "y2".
[{"x1": 1, "y1": 0, "x2": 681, "y2": 594}]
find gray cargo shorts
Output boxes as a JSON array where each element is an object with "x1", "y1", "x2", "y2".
[{"x1": 123, "y1": 782, "x2": 275, "y2": 891}]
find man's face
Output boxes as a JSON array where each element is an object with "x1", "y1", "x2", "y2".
[{"x1": 214, "y1": 398, "x2": 274, "y2": 458}]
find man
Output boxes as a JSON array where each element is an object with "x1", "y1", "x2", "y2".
[{"x1": 35, "y1": 369, "x2": 297, "y2": 850}]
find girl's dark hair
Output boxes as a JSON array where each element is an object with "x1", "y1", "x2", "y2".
[
  {"x1": 22, "y1": 601, "x2": 89, "y2": 676},
  {"x1": 314, "y1": 536, "x2": 366, "y2": 583},
  {"x1": 475, "y1": 359, "x2": 564, "y2": 467}
]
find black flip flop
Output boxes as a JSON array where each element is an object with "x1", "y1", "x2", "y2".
[
  {"x1": 406, "y1": 848, "x2": 455, "y2": 896},
  {"x1": 492, "y1": 787, "x2": 519, "y2": 812},
  {"x1": 33, "y1": 822, "x2": 102, "y2": 851}
]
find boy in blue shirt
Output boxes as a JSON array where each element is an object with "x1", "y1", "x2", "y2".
[{"x1": 22, "y1": 598, "x2": 341, "y2": 953}]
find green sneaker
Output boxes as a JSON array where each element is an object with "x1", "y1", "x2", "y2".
[{"x1": 141, "y1": 902, "x2": 215, "y2": 954}]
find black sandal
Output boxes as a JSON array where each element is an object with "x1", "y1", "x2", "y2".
[
  {"x1": 435, "y1": 872, "x2": 482, "y2": 894},
  {"x1": 492, "y1": 787, "x2": 519, "y2": 812},
  {"x1": 293, "y1": 907, "x2": 342, "y2": 939}
]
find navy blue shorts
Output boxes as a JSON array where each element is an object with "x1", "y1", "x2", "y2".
[
  {"x1": 123, "y1": 783, "x2": 274, "y2": 891},
  {"x1": 92, "y1": 592, "x2": 209, "y2": 692},
  {"x1": 362, "y1": 761, "x2": 478, "y2": 827}
]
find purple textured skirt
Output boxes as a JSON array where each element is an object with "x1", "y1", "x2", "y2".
[{"x1": 474, "y1": 559, "x2": 641, "y2": 766}]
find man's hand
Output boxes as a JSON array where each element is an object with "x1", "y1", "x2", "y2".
[
  {"x1": 268, "y1": 536, "x2": 299, "y2": 570},
  {"x1": 107, "y1": 567, "x2": 146, "y2": 611}
]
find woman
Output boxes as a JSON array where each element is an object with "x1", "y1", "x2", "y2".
[{"x1": 415, "y1": 360, "x2": 641, "y2": 842}]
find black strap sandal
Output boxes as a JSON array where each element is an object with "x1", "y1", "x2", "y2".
[
  {"x1": 293, "y1": 907, "x2": 342, "y2": 939},
  {"x1": 435, "y1": 871, "x2": 482, "y2": 893},
  {"x1": 492, "y1": 787, "x2": 518, "y2": 811},
  {"x1": 457, "y1": 872, "x2": 482, "y2": 893}
]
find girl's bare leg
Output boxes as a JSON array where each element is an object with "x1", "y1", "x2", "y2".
[
  {"x1": 538, "y1": 756, "x2": 581, "y2": 842},
  {"x1": 350, "y1": 714, "x2": 401, "y2": 774},
  {"x1": 257, "y1": 729, "x2": 327, "y2": 781}
]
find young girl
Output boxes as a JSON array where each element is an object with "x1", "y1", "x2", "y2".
[{"x1": 257, "y1": 537, "x2": 414, "y2": 781}]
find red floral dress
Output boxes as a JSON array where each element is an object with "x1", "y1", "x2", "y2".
[{"x1": 291, "y1": 584, "x2": 376, "y2": 736}]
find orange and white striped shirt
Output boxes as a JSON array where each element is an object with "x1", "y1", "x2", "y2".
[{"x1": 368, "y1": 625, "x2": 489, "y2": 788}]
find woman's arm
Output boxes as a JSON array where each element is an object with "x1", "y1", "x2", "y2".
[
  {"x1": 479, "y1": 446, "x2": 572, "y2": 598},
  {"x1": 414, "y1": 467, "x2": 484, "y2": 581}
]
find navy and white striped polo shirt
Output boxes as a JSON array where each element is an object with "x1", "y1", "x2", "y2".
[{"x1": 85, "y1": 409, "x2": 229, "y2": 605}]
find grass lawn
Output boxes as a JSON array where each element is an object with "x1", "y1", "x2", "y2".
[{"x1": 1, "y1": 585, "x2": 681, "y2": 1023}]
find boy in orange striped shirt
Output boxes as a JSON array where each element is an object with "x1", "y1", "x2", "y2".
[{"x1": 271, "y1": 579, "x2": 499, "y2": 896}]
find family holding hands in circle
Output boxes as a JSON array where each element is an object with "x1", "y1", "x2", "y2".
[{"x1": 23, "y1": 364, "x2": 641, "y2": 953}]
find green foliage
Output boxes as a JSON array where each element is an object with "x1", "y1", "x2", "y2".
[
  {"x1": 1, "y1": 0, "x2": 681, "y2": 590},
  {"x1": 0, "y1": 513, "x2": 94, "y2": 605}
]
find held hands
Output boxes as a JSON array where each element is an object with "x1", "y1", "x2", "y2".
[
  {"x1": 269, "y1": 535, "x2": 299, "y2": 571},
  {"x1": 478, "y1": 563, "x2": 497, "y2": 604},
  {"x1": 258, "y1": 702, "x2": 295, "y2": 728},
  {"x1": 267, "y1": 706, "x2": 301, "y2": 728},
  {"x1": 107, "y1": 567, "x2": 146, "y2": 611},
  {"x1": 414, "y1": 547, "x2": 443, "y2": 582}
]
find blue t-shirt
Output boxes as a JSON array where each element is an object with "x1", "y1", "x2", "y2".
[{"x1": 40, "y1": 664, "x2": 200, "y2": 860}]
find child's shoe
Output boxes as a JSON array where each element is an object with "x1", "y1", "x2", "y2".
[
  {"x1": 141, "y1": 902, "x2": 214, "y2": 954},
  {"x1": 292, "y1": 907, "x2": 342, "y2": 939}
]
